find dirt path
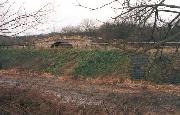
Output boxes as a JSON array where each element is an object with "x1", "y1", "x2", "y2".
[
  {"x1": 60, "y1": 60, "x2": 77, "y2": 76},
  {"x1": 0, "y1": 69, "x2": 180, "y2": 115}
]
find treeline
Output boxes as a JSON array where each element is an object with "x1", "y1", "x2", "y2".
[
  {"x1": 0, "y1": 34, "x2": 58, "y2": 46},
  {"x1": 60, "y1": 20, "x2": 179, "y2": 42},
  {"x1": 0, "y1": 19, "x2": 179, "y2": 46},
  {"x1": 0, "y1": 35, "x2": 37, "y2": 46}
]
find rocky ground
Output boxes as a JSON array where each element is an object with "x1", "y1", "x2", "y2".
[{"x1": 0, "y1": 69, "x2": 180, "y2": 115}]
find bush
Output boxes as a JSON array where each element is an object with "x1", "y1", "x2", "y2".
[{"x1": 147, "y1": 55, "x2": 179, "y2": 84}]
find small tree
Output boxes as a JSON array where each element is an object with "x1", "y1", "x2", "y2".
[
  {"x1": 80, "y1": 19, "x2": 96, "y2": 31},
  {"x1": 79, "y1": 19, "x2": 98, "y2": 36}
]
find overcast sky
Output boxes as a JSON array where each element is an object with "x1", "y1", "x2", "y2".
[{"x1": 5, "y1": 0, "x2": 180, "y2": 35}]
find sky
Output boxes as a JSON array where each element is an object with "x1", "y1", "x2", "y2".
[
  {"x1": 12, "y1": 0, "x2": 117, "y2": 35},
  {"x1": 3, "y1": 0, "x2": 180, "y2": 35}
]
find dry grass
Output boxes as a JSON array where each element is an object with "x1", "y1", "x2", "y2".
[{"x1": 0, "y1": 69, "x2": 179, "y2": 115}]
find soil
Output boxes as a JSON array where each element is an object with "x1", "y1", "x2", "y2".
[{"x1": 0, "y1": 69, "x2": 180, "y2": 115}]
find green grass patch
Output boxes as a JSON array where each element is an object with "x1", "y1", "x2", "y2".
[
  {"x1": 0, "y1": 49, "x2": 78, "y2": 75},
  {"x1": 74, "y1": 50, "x2": 130, "y2": 78},
  {"x1": 0, "y1": 49, "x2": 130, "y2": 77}
]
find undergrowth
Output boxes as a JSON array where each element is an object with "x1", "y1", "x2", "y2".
[
  {"x1": 74, "y1": 50, "x2": 130, "y2": 78},
  {"x1": 0, "y1": 49, "x2": 130, "y2": 78},
  {"x1": 0, "y1": 48, "x2": 179, "y2": 84},
  {"x1": 0, "y1": 49, "x2": 78, "y2": 75}
]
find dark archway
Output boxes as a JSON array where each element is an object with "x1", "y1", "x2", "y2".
[{"x1": 50, "y1": 41, "x2": 73, "y2": 48}]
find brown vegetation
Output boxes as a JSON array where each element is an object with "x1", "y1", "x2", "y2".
[{"x1": 0, "y1": 69, "x2": 179, "y2": 115}]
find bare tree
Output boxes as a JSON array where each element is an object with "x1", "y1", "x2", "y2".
[
  {"x1": 77, "y1": 0, "x2": 180, "y2": 45},
  {"x1": 0, "y1": 0, "x2": 52, "y2": 36},
  {"x1": 61, "y1": 25, "x2": 81, "y2": 34},
  {"x1": 80, "y1": 19, "x2": 96, "y2": 32},
  {"x1": 79, "y1": 19, "x2": 98, "y2": 36}
]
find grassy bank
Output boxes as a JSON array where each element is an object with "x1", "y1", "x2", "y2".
[
  {"x1": 0, "y1": 49, "x2": 78, "y2": 75},
  {"x1": 0, "y1": 48, "x2": 179, "y2": 84},
  {"x1": 0, "y1": 49, "x2": 130, "y2": 78}
]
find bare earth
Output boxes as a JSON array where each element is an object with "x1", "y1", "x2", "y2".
[{"x1": 0, "y1": 69, "x2": 180, "y2": 115}]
